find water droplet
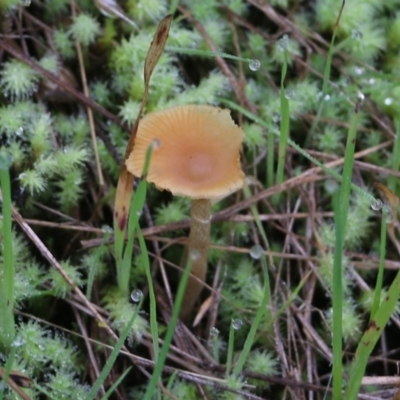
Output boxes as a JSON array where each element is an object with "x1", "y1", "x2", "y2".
[
  {"x1": 210, "y1": 327, "x2": 219, "y2": 337},
  {"x1": 131, "y1": 289, "x2": 143, "y2": 302},
  {"x1": 324, "y1": 94, "x2": 331, "y2": 101},
  {"x1": 15, "y1": 127, "x2": 24, "y2": 136},
  {"x1": 384, "y1": 97, "x2": 393, "y2": 105},
  {"x1": 354, "y1": 67, "x2": 364, "y2": 75},
  {"x1": 371, "y1": 199, "x2": 383, "y2": 211},
  {"x1": 285, "y1": 89, "x2": 294, "y2": 99},
  {"x1": 249, "y1": 59, "x2": 260, "y2": 71},
  {"x1": 232, "y1": 319, "x2": 243, "y2": 330},
  {"x1": 12, "y1": 336, "x2": 25, "y2": 347},
  {"x1": 324, "y1": 179, "x2": 339, "y2": 194},
  {"x1": 352, "y1": 29, "x2": 363, "y2": 40},
  {"x1": 249, "y1": 244, "x2": 263, "y2": 260},
  {"x1": 101, "y1": 225, "x2": 113, "y2": 233},
  {"x1": 369, "y1": 78, "x2": 376, "y2": 85},
  {"x1": 357, "y1": 91, "x2": 365, "y2": 102},
  {"x1": 136, "y1": 210, "x2": 143, "y2": 216},
  {"x1": 152, "y1": 139, "x2": 161, "y2": 149},
  {"x1": 277, "y1": 34, "x2": 289, "y2": 52},
  {"x1": 272, "y1": 112, "x2": 280, "y2": 123},
  {"x1": 189, "y1": 250, "x2": 200, "y2": 261}
]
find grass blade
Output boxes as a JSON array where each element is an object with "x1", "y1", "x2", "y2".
[
  {"x1": 143, "y1": 257, "x2": 193, "y2": 400},
  {"x1": 277, "y1": 49, "x2": 289, "y2": 185},
  {"x1": 87, "y1": 297, "x2": 144, "y2": 400},
  {"x1": 0, "y1": 149, "x2": 15, "y2": 349},
  {"x1": 232, "y1": 252, "x2": 271, "y2": 378},
  {"x1": 370, "y1": 212, "x2": 387, "y2": 321},
  {"x1": 332, "y1": 103, "x2": 361, "y2": 399}
]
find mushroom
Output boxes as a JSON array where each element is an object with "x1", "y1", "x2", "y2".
[{"x1": 126, "y1": 104, "x2": 245, "y2": 320}]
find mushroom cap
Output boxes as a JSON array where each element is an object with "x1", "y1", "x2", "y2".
[{"x1": 125, "y1": 105, "x2": 245, "y2": 199}]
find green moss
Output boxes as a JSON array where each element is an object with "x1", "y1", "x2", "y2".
[
  {"x1": 69, "y1": 14, "x2": 101, "y2": 46},
  {"x1": 0, "y1": 60, "x2": 39, "y2": 99}
]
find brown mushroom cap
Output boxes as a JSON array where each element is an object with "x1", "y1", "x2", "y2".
[{"x1": 125, "y1": 105, "x2": 245, "y2": 199}]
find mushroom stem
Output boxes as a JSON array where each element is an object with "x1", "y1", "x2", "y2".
[{"x1": 179, "y1": 198, "x2": 211, "y2": 321}]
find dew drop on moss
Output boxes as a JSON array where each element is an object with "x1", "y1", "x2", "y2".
[
  {"x1": 352, "y1": 29, "x2": 363, "y2": 40},
  {"x1": 370, "y1": 199, "x2": 382, "y2": 211},
  {"x1": 277, "y1": 34, "x2": 289, "y2": 52},
  {"x1": 131, "y1": 289, "x2": 143, "y2": 302},
  {"x1": 209, "y1": 327, "x2": 219, "y2": 337},
  {"x1": 131, "y1": 289, "x2": 143, "y2": 303},
  {"x1": 285, "y1": 89, "x2": 294, "y2": 100},
  {"x1": 249, "y1": 59, "x2": 260, "y2": 71},
  {"x1": 232, "y1": 319, "x2": 243, "y2": 330},
  {"x1": 249, "y1": 244, "x2": 263, "y2": 259}
]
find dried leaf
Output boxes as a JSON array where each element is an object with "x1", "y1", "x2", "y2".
[
  {"x1": 374, "y1": 182, "x2": 399, "y2": 224},
  {"x1": 192, "y1": 295, "x2": 213, "y2": 327}
]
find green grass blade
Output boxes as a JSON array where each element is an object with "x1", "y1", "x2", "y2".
[
  {"x1": 344, "y1": 258, "x2": 400, "y2": 399},
  {"x1": 277, "y1": 49, "x2": 289, "y2": 185},
  {"x1": 332, "y1": 104, "x2": 361, "y2": 399},
  {"x1": 137, "y1": 228, "x2": 159, "y2": 361},
  {"x1": 370, "y1": 212, "x2": 387, "y2": 321},
  {"x1": 306, "y1": 0, "x2": 345, "y2": 146},
  {"x1": 100, "y1": 367, "x2": 132, "y2": 400},
  {"x1": 143, "y1": 257, "x2": 193, "y2": 400},
  {"x1": 0, "y1": 345, "x2": 17, "y2": 400},
  {"x1": 232, "y1": 252, "x2": 271, "y2": 378},
  {"x1": 86, "y1": 230, "x2": 111, "y2": 301},
  {"x1": 267, "y1": 121, "x2": 275, "y2": 188},
  {"x1": 166, "y1": 47, "x2": 257, "y2": 65},
  {"x1": 0, "y1": 149, "x2": 15, "y2": 349},
  {"x1": 120, "y1": 144, "x2": 153, "y2": 294},
  {"x1": 164, "y1": 370, "x2": 178, "y2": 400},
  {"x1": 389, "y1": 117, "x2": 400, "y2": 193},
  {"x1": 332, "y1": 192, "x2": 344, "y2": 400},
  {"x1": 226, "y1": 321, "x2": 235, "y2": 377},
  {"x1": 87, "y1": 297, "x2": 143, "y2": 400}
]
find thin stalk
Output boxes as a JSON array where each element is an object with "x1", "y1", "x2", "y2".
[
  {"x1": 87, "y1": 297, "x2": 143, "y2": 400},
  {"x1": 277, "y1": 49, "x2": 289, "y2": 185},
  {"x1": 344, "y1": 219, "x2": 397, "y2": 400},
  {"x1": 332, "y1": 104, "x2": 360, "y2": 399},
  {"x1": 166, "y1": 47, "x2": 257, "y2": 65},
  {"x1": 179, "y1": 198, "x2": 211, "y2": 321},
  {"x1": 86, "y1": 230, "x2": 111, "y2": 301},
  {"x1": 143, "y1": 257, "x2": 193, "y2": 400},
  {"x1": 267, "y1": 121, "x2": 274, "y2": 188},
  {"x1": 119, "y1": 144, "x2": 153, "y2": 295},
  {"x1": 370, "y1": 212, "x2": 387, "y2": 321},
  {"x1": 305, "y1": 0, "x2": 345, "y2": 147},
  {"x1": 0, "y1": 345, "x2": 17, "y2": 400},
  {"x1": 0, "y1": 149, "x2": 15, "y2": 349},
  {"x1": 332, "y1": 193, "x2": 344, "y2": 400},
  {"x1": 226, "y1": 321, "x2": 235, "y2": 377},
  {"x1": 232, "y1": 253, "x2": 271, "y2": 378},
  {"x1": 100, "y1": 367, "x2": 132, "y2": 400},
  {"x1": 389, "y1": 117, "x2": 400, "y2": 193},
  {"x1": 138, "y1": 228, "x2": 159, "y2": 361}
]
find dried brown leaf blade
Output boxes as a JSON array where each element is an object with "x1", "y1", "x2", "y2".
[{"x1": 374, "y1": 182, "x2": 399, "y2": 225}]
